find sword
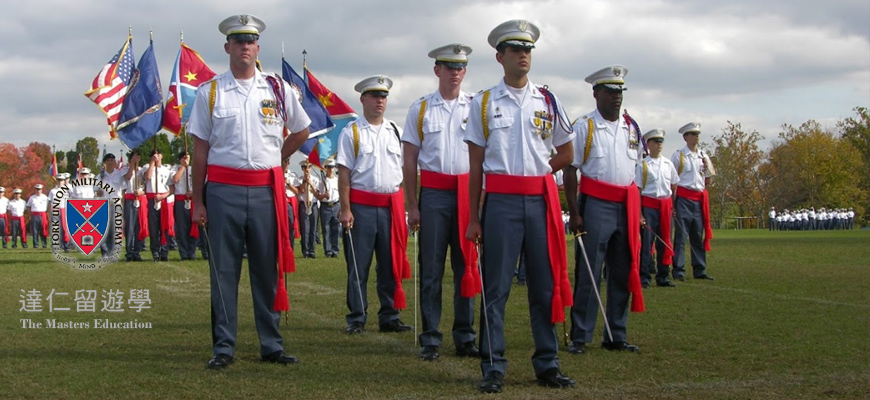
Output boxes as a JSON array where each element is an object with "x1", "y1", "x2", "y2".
[
  {"x1": 201, "y1": 222, "x2": 229, "y2": 324},
  {"x1": 574, "y1": 232, "x2": 614, "y2": 343},
  {"x1": 412, "y1": 230, "x2": 418, "y2": 346},
  {"x1": 346, "y1": 227, "x2": 366, "y2": 323},
  {"x1": 643, "y1": 223, "x2": 675, "y2": 255},
  {"x1": 475, "y1": 239, "x2": 494, "y2": 366}
]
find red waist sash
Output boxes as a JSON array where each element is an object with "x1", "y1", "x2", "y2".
[
  {"x1": 420, "y1": 170, "x2": 480, "y2": 298},
  {"x1": 580, "y1": 177, "x2": 645, "y2": 313},
  {"x1": 486, "y1": 173, "x2": 573, "y2": 323},
  {"x1": 32, "y1": 211, "x2": 48, "y2": 237},
  {"x1": 287, "y1": 196, "x2": 300, "y2": 239},
  {"x1": 641, "y1": 195, "x2": 674, "y2": 265},
  {"x1": 125, "y1": 193, "x2": 149, "y2": 241},
  {"x1": 208, "y1": 165, "x2": 293, "y2": 312},
  {"x1": 146, "y1": 193, "x2": 176, "y2": 245},
  {"x1": 350, "y1": 188, "x2": 411, "y2": 310},
  {"x1": 676, "y1": 186, "x2": 712, "y2": 251}
]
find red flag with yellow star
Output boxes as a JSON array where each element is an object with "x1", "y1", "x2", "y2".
[{"x1": 162, "y1": 43, "x2": 216, "y2": 136}]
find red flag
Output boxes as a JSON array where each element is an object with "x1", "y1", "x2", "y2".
[
  {"x1": 163, "y1": 43, "x2": 216, "y2": 135},
  {"x1": 306, "y1": 69, "x2": 355, "y2": 117},
  {"x1": 84, "y1": 36, "x2": 135, "y2": 138}
]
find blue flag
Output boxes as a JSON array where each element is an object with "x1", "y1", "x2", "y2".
[
  {"x1": 282, "y1": 59, "x2": 334, "y2": 138},
  {"x1": 117, "y1": 40, "x2": 163, "y2": 149}
]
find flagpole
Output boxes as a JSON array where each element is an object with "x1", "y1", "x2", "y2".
[
  {"x1": 180, "y1": 30, "x2": 184, "y2": 44},
  {"x1": 302, "y1": 49, "x2": 307, "y2": 69}
]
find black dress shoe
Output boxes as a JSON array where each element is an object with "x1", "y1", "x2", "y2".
[
  {"x1": 567, "y1": 343, "x2": 587, "y2": 355},
  {"x1": 261, "y1": 351, "x2": 300, "y2": 365},
  {"x1": 456, "y1": 341, "x2": 480, "y2": 358},
  {"x1": 695, "y1": 275, "x2": 715, "y2": 280},
  {"x1": 675, "y1": 276, "x2": 686, "y2": 282},
  {"x1": 379, "y1": 319, "x2": 412, "y2": 333},
  {"x1": 602, "y1": 341, "x2": 640, "y2": 353},
  {"x1": 207, "y1": 354, "x2": 234, "y2": 370},
  {"x1": 478, "y1": 371, "x2": 504, "y2": 393},
  {"x1": 159, "y1": 256, "x2": 169, "y2": 261},
  {"x1": 346, "y1": 323, "x2": 364, "y2": 335},
  {"x1": 536, "y1": 368, "x2": 576, "y2": 388},
  {"x1": 657, "y1": 281, "x2": 677, "y2": 287},
  {"x1": 420, "y1": 345, "x2": 439, "y2": 361},
  {"x1": 641, "y1": 283, "x2": 650, "y2": 289}
]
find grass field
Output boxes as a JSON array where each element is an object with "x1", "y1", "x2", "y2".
[{"x1": 2, "y1": 229, "x2": 868, "y2": 399}]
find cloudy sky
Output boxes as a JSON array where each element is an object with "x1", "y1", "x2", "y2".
[{"x1": 1, "y1": 0, "x2": 867, "y2": 162}]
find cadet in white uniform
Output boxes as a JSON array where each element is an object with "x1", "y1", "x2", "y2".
[
  {"x1": 317, "y1": 158, "x2": 340, "y2": 258},
  {"x1": 566, "y1": 65, "x2": 645, "y2": 356},
  {"x1": 402, "y1": 43, "x2": 479, "y2": 362},
  {"x1": 188, "y1": 14, "x2": 311, "y2": 370},
  {"x1": 671, "y1": 122, "x2": 715, "y2": 280},
  {"x1": 144, "y1": 149, "x2": 174, "y2": 261},
  {"x1": 98, "y1": 153, "x2": 124, "y2": 256},
  {"x1": 171, "y1": 151, "x2": 201, "y2": 260},
  {"x1": 466, "y1": 20, "x2": 576, "y2": 393},
  {"x1": 49, "y1": 174, "x2": 70, "y2": 252},
  {"x1": 337, "y1": 75, "x2": 412, "y2": 335},
  {"x1": 296, "y1": 160, "x2": 320, "y2": 258},
  {"x1": 8, "y1": 188, "x2": 26, "y2": 248},
  {"x1": 26, "y1": 184, "x2": 49, "y2": 249},
  {"x1": 122, "y1": 150, "x2": 146, "y2": 261},
  {"x1": 636, "y1": 129, "x2": 680, "y2": 288},
  {"x1": 70, "y1": 168, "x2": 94, "y2": 199}
]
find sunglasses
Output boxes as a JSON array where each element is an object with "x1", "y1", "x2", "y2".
[
  {"x1": 684, "y1": 132, "x2": 700, "y2": 136},
  {"x1": 649, "y1": 139, "x2": 664, "y2": 144}
]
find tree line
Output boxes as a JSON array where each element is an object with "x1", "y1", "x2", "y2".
[
  {"x1": 707, "y1": 106, "x2": 869, "y2": 228},
  {"x1": 0, "y1": 133, "x2": 195, "y2": 193}
]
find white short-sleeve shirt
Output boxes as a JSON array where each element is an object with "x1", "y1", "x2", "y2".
[
  {"x1": 636, "y1": 155, "x2": 679, "y2": 198},
  {"x1": 402, "y1": 90, "x2": 472, "y2": 175},
  {"x1": 26, "y1": 193, "x2": 49, "y2": 212},
  {"x1": 187, "y1": 70, "x2": 312, "y2": 170},
  {"x1": 672, "y1": 146, "x2": 713, "y2": 191},
  {"x1": 170, "y1": 165, "x2": 192, "y2": 195},
  {"x1": 144, "y1": 165, "x2": 173, "y2": 194},
  {"x1": 464, "y1": 79, "x2": 574, "y2": 177},
  {"x1": 8, "y1": 198, "x2": 26, "y2": 217},
  {"x1": 336, "y1": 118, "x2": 404, "y2": 194},
  {"x1": 572, "y1": 109, "x2": 642, "y2": 186}
]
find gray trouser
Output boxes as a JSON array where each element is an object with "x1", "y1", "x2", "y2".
[
  {"x1": 174, "y1": 200, "x2": 196, "y2": 259},
  {"x1": 641, "y1": 206, "x2": 672, "y2": 286},
  {"x1": 51, "y1": 209, "x2": 69, "y2": 250},
  {"x1": 10, "y1": 218, "x2": 23, "y2": 247},
  {"x1": 672, "y1": 196, "x2": 707, "y2": 278},
  {"x1": 207, "y1": 183, "x2": 283, "y2": 358},
  {"x1": 343, "y1": 202, "x2": 401, "y2": 327},
  {"x1": 571, "y1": 195, "x2": 632, "y2": 345},
  {"x1": 123, "y1": 198, "x2": 144, "y2": 258},
  {"x1": 418, "y1": 188, "x2": 476, "y2": 349},
  {"x1": 298, "y1": 202, "x2": 318, "y2": 256},
  {"x1": 320, "y1": 202, "x2": 341, "y2": 256},
  {"x1": 0, "y1": 215, "x2": 6, "y2": 247},
  {"x1": 31, "y1": 213, "x2": 47, "y2": 248},
  {"x1": 99, "y1": 206, "x2": 117, "y2": 255},
  {"x1": 480, "y1": 193, "x2": 560, "y2": 377},
  {"x1": 147, "y1": 198, "x2": 168, "y2": 258}
]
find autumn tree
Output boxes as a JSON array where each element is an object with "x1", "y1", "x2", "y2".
[
  {"x1": 837, "y1": 106, "x2": 870, "y2": 224},
  {"x1": 708, "y1": 122, "x2": 766, "y2": 228},
  {"x1": 169, "y1": 132, "x2": 195, "y2": 163},
  {"x1": 0, "y1": 143, "x2": 46, "y2": 193},
  {"x1": 760, "y1": 120, "x2": 865, "y2": 217}
]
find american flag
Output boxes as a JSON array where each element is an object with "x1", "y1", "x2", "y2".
[{"x1": 85, "y1": 36, "x2": 135, "y2": 136}]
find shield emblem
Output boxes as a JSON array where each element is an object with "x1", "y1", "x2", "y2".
[{"x1": 65, "y1": 199, "x2": 111, "y2": 256}]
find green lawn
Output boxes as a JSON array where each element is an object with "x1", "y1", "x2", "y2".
[{"x1": 1, "y1": 229, "x2": 868, "y2": 399}]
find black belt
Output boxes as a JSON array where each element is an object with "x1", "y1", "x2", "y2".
[{"x1": 324, "y1": 201, "x2": 339, "y2": 207}]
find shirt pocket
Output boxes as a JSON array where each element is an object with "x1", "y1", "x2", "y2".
[
  {"x1": 486, "y1": 115, "x2": 514, "y2": 147},
  {"x1": 211, "y1": 107, "x2": 240, "y2": 146},
  {"x1": 358, "y1": 142, "x2": 375, "y2": 171}
]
